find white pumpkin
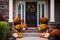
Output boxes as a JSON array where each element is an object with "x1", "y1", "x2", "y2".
[
  {"x1": 23, "y1": 28, "x2": 25, "y2": 30},
  {"x1": 13, "y1": 33, "x2": 18, "y2": 38},
  {"x1": 45, "y1": 33, "x2": 50, "y2": 38}
]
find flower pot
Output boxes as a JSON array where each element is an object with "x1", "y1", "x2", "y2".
[
  {"x1": 14, "y1": 22, "x2": 21, "y2": 25},
  {"x1": 41, "y1": 21, "x2": 48, "y2": 24}
]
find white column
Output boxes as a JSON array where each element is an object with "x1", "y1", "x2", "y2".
[
  {"x1": 50, "y1": 0, "x2": 55, "y2": 22},
  {"x1": 9, "y1": 0, "x2": 13, "y2": 22}
]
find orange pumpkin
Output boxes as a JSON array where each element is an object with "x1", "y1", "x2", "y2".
[
  {"x1": 13, "y1": 17, "x2": 21, "y2": 23},
  {"x1": 40, "y1": 17, "x2": 48, "y2": 22},
  {"x1": 50, "y1": 29, "x2": 60, "y2": 36},
  {"x1": 45, "y1": 29, "x2": 49, "y2": 33},
  {"x1": 13, "y1": 29, "x2": 18, "y2": 33},
  {"x1": 18, "y1": 32, "x2": 23, "y2": 38},
  {"x1": 22, "y1": 23, "x2": 27, "y2": 29}
]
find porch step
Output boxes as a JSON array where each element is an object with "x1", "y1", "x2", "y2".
[
  {"x1": 21, "y1": 27, "x2": 40, "y2": 33},
  {"x1": 23, "y1": 33, "x2": 40, "y2": 37},
  {"x1": 21, "y1": 27, "x2": 40, "y2": 37}
]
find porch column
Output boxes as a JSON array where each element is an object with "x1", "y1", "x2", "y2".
[
  {"x1": 50, "y1": 0, "x2": 55, "y2": 22},
  {"x1": 9, "y1": 0, "x2": 13, "y2": 22}
]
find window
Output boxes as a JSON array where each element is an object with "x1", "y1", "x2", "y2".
[
  {"x1": 37, "y1": 1, "x2": 46, "y2": 25},
  {"x1": 18, "y1": 1, "x2": 25, "y2": 23}
]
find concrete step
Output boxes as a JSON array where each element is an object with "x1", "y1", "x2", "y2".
[
  {"x1": 21, "y1": 27, "x2": 40, "y2": 33},
  {"x1": 22, "y1": 30, "x2": 40, "y2": 33},
  {"x1": 23, "y1": 33, "x2": 40, "y2": 37}
]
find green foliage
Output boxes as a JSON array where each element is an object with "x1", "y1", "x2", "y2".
[
  {"x1": 56, "y1": 22, "x2": 60, "y2": 29},
  {"x1": 0, "y1": 21, "x2": 9, "y2": 40}
]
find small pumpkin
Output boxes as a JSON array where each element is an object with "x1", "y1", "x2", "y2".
[
  {"x1": 45, "y1": 29, "x2": 49, "y2": 33},
  {"x1": 18, "y1": 32, "x2": 23, "y2": 38},
  {"x1": 40, "y1": 30, "x2": 50, "y2": 38},
  {"x1": 13, "y1": 33, "x2": 18, "y2": 38},
  {"x1": 13, "y1": 17, "x2": 21, "y2": 23},
  {"x1": 22, "y1": 23, "x2": 27, "y2": 29},
  {"x1": 13, "y1": 29, "x2": 18, "y2": 33},
  {"x1": 50, "y1": 29, "x2": 60, "y2": 36}
]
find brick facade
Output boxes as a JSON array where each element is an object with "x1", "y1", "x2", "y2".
[
  {"x1": 0, "y1": 0, "x2": 9, "y2": 21},
  {"x1": 0, "y1": 0, "x2": 16, "y2": 21}
]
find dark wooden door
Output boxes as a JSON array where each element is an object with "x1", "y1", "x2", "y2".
[{"x1": 26, "y1": 2, "x2": 37, "y2": 27}]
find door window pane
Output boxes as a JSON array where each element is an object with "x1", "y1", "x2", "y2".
[{"x1": 18, "y1": 3, "x2": 21, "y2": 18}]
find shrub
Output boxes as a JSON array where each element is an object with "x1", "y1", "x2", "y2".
[
  {"x1": 56, "y1": 22, "x2": 60, "y2": 29},
  {"x1": 0, "y1": 21, "x2": 9, "y2": 40}
]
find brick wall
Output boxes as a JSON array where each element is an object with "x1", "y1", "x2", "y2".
[
  {"x1": 13, "y1": 0, "x2": 16, "y2": 18},
  {"x1": 0, "y1": 0, "x2": 16, "y2": 21},
  {"x1": 0, "y1": 0, "x2": 9, "y2": 21}
]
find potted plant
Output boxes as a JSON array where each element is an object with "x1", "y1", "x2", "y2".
[
  {"x1": 40, "y1": 17, "x2": 48, "y2": 24},
  {"x1": 38, "y1": 24, "x2": 49, "y2": 32},
  {"x1": 14, "y1": 24, "x2": 23, "y2": 32},
  {"x1": 13, "y1": 17, "x2": 21, "y2": 25},
  {"x1": 0, "y1": 21, "x2": 9, "y2": 40},
  {"x1": 50, "y1": 29, "x2": 60, "y2": 40}
]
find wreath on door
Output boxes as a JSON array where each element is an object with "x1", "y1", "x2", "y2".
[{"x1": 27, "y1": 4, "x2": 35, "y2": 12}]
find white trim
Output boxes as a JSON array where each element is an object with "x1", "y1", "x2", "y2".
[
  {"x1": 40, "y1": 2, "x2": 42, "y2": 18},
  {"x1": 50, "y1": 0, "x2": 55, "y2": 22},
  {"x1": 24, "y1": 2, "x2": 26, "y2": 23},
  {"x1": 37, "y1": 2, "x2": 39, "y2": 26},
  {"x1": 21, "y1": 2, "x2": 22, "y2": 20},
  {"x1": 9, "y1": 0, "x2": 13, "y2": 22},
  {"x1": 21, "y1": 2, "x2": 22, "y2": 24},
  {"x1": 44, "y1": 2, "x2": 47, "y2": 18}
]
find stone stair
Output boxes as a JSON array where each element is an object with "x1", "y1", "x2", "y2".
[
  {"x1": 22, "y1": 27, "x2": 40, "y2": 33},
  {"x1": 21, "y1": 27, "x2": 41, "y2": 37}
]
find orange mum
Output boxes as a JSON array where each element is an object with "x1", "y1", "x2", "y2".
[
  {"x1": 13, "y1": 17, "x2": 21, "y2": 23},
  {"x1": 50, "y1": 29, "x2": 60, "y2": 36},
  {"x1": 18, "y1": 32, "x2": 23, "y2": 38},
  {"x1": 40, "y1": 17, "x2": 48, "y2": 22}
]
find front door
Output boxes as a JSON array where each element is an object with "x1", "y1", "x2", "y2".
[{"x1": 26, "y1": 2, "x2": 37, "y2": 27}]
